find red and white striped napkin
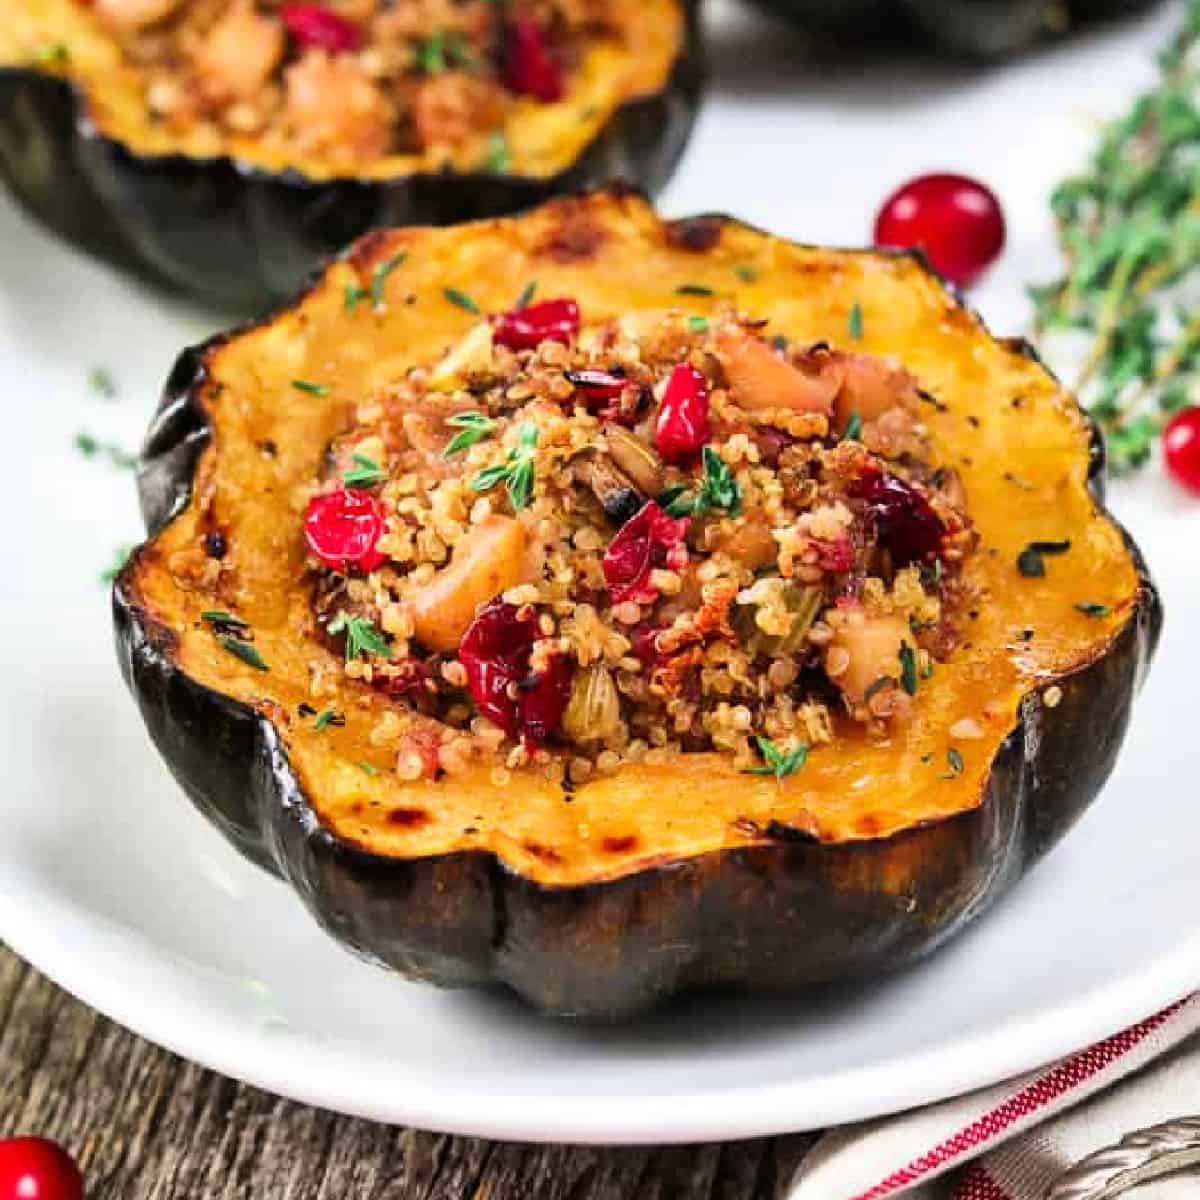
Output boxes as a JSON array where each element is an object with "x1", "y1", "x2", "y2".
[{"x1": 787, "y1": 994, "x2": 1200, "y2": 1199}]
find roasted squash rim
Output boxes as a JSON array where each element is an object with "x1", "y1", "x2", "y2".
[
  {"x1": 1, "y1": 0, "x2": 697, "y2": 187},
  {"x1": 113, "y1": 190, "x2": 1160, "y2": 890}
]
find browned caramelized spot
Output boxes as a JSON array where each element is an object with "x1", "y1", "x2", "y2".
[
  {"x1": 666, "y1": 216, "x2": 722, "y2": 252},
  {"x1": 541, "y1": 215, "x2": 607, "y2": 263},
  {"x1": 856, "y1": 813, "x2": 883, "y2": 837},
  {"x1": 387, "y1": 806, "x2": 431, "y2": 828},
  {"x1": 601, "y1": 834, "x2": 639, "y2": 853},
  {"x1": 523, "y1": 840, "x2": 564, "y2": 864}
]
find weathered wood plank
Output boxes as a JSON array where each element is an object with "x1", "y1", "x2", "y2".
[{"x1": 0, "y1": 945, "x2": 813, "y2": 1200}]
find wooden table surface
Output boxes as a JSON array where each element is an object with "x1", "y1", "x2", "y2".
[{"x1": 1, "y1": 943, "x2": 831, "y2": 1199}]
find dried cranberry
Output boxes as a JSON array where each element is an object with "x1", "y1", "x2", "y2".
[
  {"x1": 503, "y1": 18, "x2": 564, "y2": 101},
  {"x1": 518, "y1": 655, "x2": 573, "y2": 745},
  {"x1": 304, "y1": 488, "x2": 387, "y2": 573},
  {"x1": 873, "y1": 173, "x2": 1005, "y2": 289},
  {"x1": 459, "y1": 601, "x2": 570, "y2": 744},
  {"x1": 281, "y1": 4, "x2": 362, "y2": 52},
  {"x1": 1163, "y1": 407, "x2": 1200, "y2": 495},
  {"x1": 0, "y1": 1138, "x2": 83, "y2": 1200},
  {"x1": 493, "y1": 298, "x2": 580, "y2": 351},
  {"x1": 373, "y1": 659, "x2": 428, "y2": 698},
  {"x1": 850, "y1": 470, "x2": 945, "y2": 567},
  {"x1": 630, "y1": 623, "x2": 663, "y2": 665},
  {"x1": 565, "y1": 369, "x2": 646, "y2": 426},
  {"x1": 654, "y1": 363, "x2": 710, "y2": 464},
  {"x1": 602, "y1": 501, "x2": 690, "y2": 605},
  {"x1": 815, "y1": 536, "x2": 855, "y2": 573}
]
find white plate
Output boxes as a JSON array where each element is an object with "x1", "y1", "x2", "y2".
[{"x1": 1, "y1": 0, "x2": 1196, "y2": 1144}]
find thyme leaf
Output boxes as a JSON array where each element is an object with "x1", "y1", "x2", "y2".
[
  {"x1": 343, "y1": 452, "x2": 388, "y2": 489},
  {"x1": 328, "y1": 612, "x2": 393, "y2": 661},
  {"x1": 469, "y1": 421, "x2": 538, "y2": 510},
  {"x1": 219, "y1": 635, "x2": 269, "y2": 672},
  {"x1": 443, "y1": 410, "x2": 496, "y2": 456},
  {"x1": 444, "y1": 287, "x2": 481, "y2": 314},
  {"x1": 848, "y1": 302, "x2": 864, "y2": 340},
  {"x1": 292, "y1": 379, "x2": 329, "y2": 397},
  {"x1": 743, "y1": 736, "x2": 809, "y2": 780}
]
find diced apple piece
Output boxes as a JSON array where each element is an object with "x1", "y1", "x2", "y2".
[
  {"x1": 410, "y1": 516, "x2": 527, "y2": 652},
  {"x1": 826, "y1": 614, "x2": 911, "y2": 703},
  {"x1": 833, "y1": 354, "x2": 920, "y2": 432},
  {"x1": 716, "y1": 327, "x2": 837, "y2": 415},
  {"x1": 427, "y1": 322, "x2": 495, "y2": 392}
]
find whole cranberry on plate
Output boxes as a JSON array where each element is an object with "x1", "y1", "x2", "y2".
[
  {"x1": 0, "y1": 1137, "x2": 83, "y2": 1200},
  {"x1": 1163, "y1": 407, "x2": 1200, "y2": 496},
  {"x1": 874, "y1": 173, "x2": 1005, "y2": 289}
]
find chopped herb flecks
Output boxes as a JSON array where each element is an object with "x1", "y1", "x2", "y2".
[
  {"x1": 328, "y1": 612, "x2": 392, "y2": 661},
  {"x1": 444, "y1": 287, "x2": 480, "y2": 314},
  {"x1": 743, "y1": 736, "x2": 809, "y2": 781},
  {"x1": 313, "y1": 707, "x2": 342, "y2": 731},
  {"x1": 88, "y1": 367, "x2": 117, "y2": 399},
  {"x1": 848, "y1": 302, "x2": 864, "y2": 340},
  {"x1": 201, "y1": 609, "x2": 249, "y2": 631},
  {"x1": 938, "y1": 747, "x2": 965, "y2": 779},
  {"x1": 357, "y1": 759, "x2": 381, "y2": 776},
  {"x1": 343, "y1": 452, "x2": 388, "y2": 489},
  {"x1": 469, "y1": 421, "x2": 538, "y2": 510},
  {"x1": 74, "y1": 432, "x2": 136, "y2": 470},
  {"x1": 485, "y1": 130, "x2": 511, "y2": 173},
  {"x1": 1017, "y1": 539, "x2": 1072, "y2": 578},
  {"x1": 371, "y1": 253, "x2": 407, "y2": 309},
  {"x1": 899, "y1": 642, "x2": 918, "y2": 695},
  {"x1": 513, "y1": 280, "x2": 537, "y2": 310},
  {"x1": 660, "y1": 446, "x2": 742, "y2": 518},
  {"x1": 842, "y1": 412, "x2": 863, "y2": 442},
  {"x1": 676, "y1": 283, "x2": 713, "y2": 297},
  {"x1": 444, "y1": 411, "x2": 496, "y2": 457},
  {"x1": 292, "y1": 379, "x2": 329, "y2": 397},
  {"x1": 219, "y1": 635, "x2": 269, "y2": 672},
  {"x1": 735, "y1": 264, "x2": 759, "y2": 283},
  {"x1": 1075, "y1": 601, "x2": 1111, "y2": 617},
  {"x1": 686, "y1": 316, "x2": 709, "y2": 333}
]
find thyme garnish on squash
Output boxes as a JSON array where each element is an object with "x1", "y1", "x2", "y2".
[{"x1": 1030, "y1": 1, "x2": 1199, "y2": 474}]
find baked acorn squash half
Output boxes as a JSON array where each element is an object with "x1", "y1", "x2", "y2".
[
  {"x1": 114, "y1": 189, "x2": 1160, "y2": 1020},
  {"x1": 0, "y1": 0, "x2": 698, "y2": 309},
  {"x1": 748, "y1": 0, "x2": 1158, "y2": 58}
]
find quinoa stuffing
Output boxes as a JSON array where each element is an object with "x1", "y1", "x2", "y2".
[
  {"x1": 302, "y1": 299, "x2": 980, "y2": 786},
  {"x1": 87, "y1": 0, "x2": 618, "y2": 166}
]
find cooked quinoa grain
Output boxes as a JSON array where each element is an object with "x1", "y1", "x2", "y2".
[{"x1": 302, "y1": 302, "x2": 980, "y2": 779}]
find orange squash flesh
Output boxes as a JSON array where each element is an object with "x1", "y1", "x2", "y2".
[{"x1": 120, "y1": 190, "x2": 1147, "y2": 892}]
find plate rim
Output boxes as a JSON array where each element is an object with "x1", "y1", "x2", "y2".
[{"x1": 3, "y1": 874, "x2": 1197, "y2": 1144}]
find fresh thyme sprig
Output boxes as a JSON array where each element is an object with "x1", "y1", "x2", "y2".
[
  {"x1": 659, "y1": 446, "x2": 743, "y2": 518},
  {"x1": 328, "y1": 612, "x2": 392, "y2": 661},
  {"x1": 743, "y1": 736, "x2": 809, "y2": 781},
  {"x1": 1030, "y1": 1, "x2": 1200, "y2": 475},
  {"x1": 469, "y1": 421, "x2": 538, "y2": 510}
]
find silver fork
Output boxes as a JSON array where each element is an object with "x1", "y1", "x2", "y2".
[{"x1": 1045, "y1": 1117, "x2": 1200, "y2": 1198}]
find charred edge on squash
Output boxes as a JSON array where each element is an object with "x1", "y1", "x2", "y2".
[{"x1": 112, "y1": 191, "x2": 1162, "y2": 1018}]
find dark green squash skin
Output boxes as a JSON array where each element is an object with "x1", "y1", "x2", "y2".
[
  {"x1": 751, "y1": 0, "x2": 1160, "y2": 58},
  {"x1": 0, "y1": 10, "x2": 701, "y2": 311},
  {"x1": 112, "y1": 238, "x2": 1161, "y2": 1021}
]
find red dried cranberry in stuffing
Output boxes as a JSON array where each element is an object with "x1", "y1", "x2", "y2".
[
  {"x1": 281, "y1": 4, "x2": 362, "y2": 52},
  {"x1": 654, "y1": 363, "x2": 710, "y2": 464},
  {"x1": 850, "y1": 470, "x2": 945, "y2": 567},
  {"x1": 493, "y1": 298, "x2": 580, "y2": 351},
  {"x1": 304, "y1": 488, "x2": 387, "y2": 573},
  {"x1": 503, "y1": 19, "x2": 565, "y2": 101},
  {"x1": 602, "y1": 502, "x2": 690, "y2": 605}
]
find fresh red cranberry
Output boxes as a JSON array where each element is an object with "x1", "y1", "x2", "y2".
[
  {"x1": 874, "y1": 173, "x2": 1005, "y2": 289},
  {"x1": 602, "y1": 501, "x2": 690, "y2": 605},
  {"x1": 459, "y1": 601, "x2": 570, "y2": 744},
  {"x1": 493, "y1": 298, "x2": 580, "y2": 351},
  {"x1": 503, "y1": 18, "x2": 564, "y2": 101},
  {"x1": 373, "y1": 659, "x2": 428, "y2": 697},
  {"x1": 654, "y1": 363, "x2": 711, "y2": 464},
  {"x1": 280, "y1": 4, "x2": 362, "y2": 51},
  {"x1": 0, "y1": 1138, "x2": 83, "y2": 1200},
  {"x1": 304, "y1": 488, "x2": 387, "y2": 573},
  {"x1": 850, "y1": 469, "x2": 945, "y2": 567},
  {"x1": 1164, "y1": 407, "x2": 1200, "y2": 495}
]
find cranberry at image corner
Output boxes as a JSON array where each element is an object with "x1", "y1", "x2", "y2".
[
  {"x1": 1163, "y1": 407, "x2": 1200, "y2": 495},
  {"x1": 0, "y1": 1138, "x2": 84, "y2": 1200},
  {"x1": 874, "y1": 173, "x2": 1006, "y2": 289}
]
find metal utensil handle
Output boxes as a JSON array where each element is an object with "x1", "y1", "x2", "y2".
[{"x1": 1045, "y1": 1117, "x2": 1200, "y2": 1199}]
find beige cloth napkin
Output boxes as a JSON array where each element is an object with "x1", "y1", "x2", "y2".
[{"x1": 787, "y1": 994, "x2": 1200, "y2": 1199}]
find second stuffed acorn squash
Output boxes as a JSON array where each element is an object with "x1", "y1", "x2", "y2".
[
  {"x1": 115, "y1": 188, "x2": 1159, "y2": 1019},
  {"x1": 0, "y1": 0, "x2": 698, "y2": 308}
]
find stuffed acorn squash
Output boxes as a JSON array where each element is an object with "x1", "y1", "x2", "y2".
[
  {"x1": 0, "y1": 0, "x2": 698, "y2": 308},
  {"x1": 114, "y1": 189, "x2": 1160, "y2": 1019}
]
